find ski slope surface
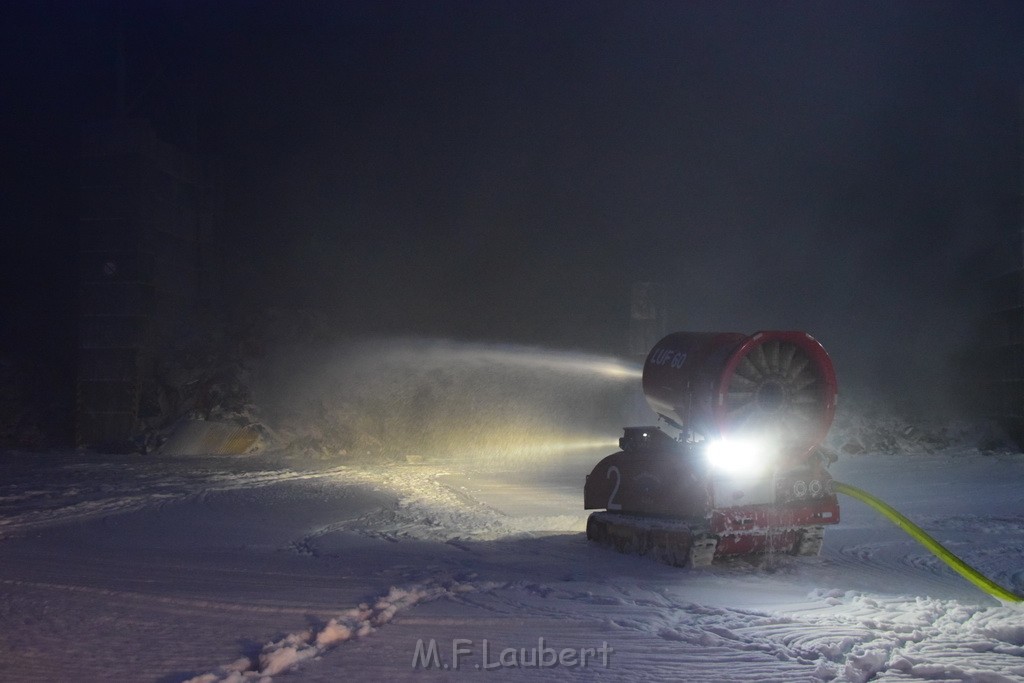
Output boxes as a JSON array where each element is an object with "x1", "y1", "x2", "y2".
[{"x1": 0, "y1": 448, "x2": 1022, "y2": 682}]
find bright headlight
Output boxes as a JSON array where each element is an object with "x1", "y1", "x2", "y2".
[{"x1": 705, "y1": 439, "x2": 766, "y2": 475}]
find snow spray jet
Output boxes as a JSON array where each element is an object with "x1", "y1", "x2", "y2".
[
  {"x1": 256, "y1": 338, "x2": 646, "y2": 467},
  {"x1": 402, "y1": 346, "x2": 642, "y2": 381}
]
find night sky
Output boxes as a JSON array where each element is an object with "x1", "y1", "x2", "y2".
[{"x1": 4, "y1": 1, "x2": 1024, "y2": 415}]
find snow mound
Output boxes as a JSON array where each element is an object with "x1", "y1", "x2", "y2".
[
  {"x1": 797, "y1": 590, "x2": 1024, "y2": 681},
  {"x1": 825, "y1": 397, "x2": 1004, "y2": 456}
]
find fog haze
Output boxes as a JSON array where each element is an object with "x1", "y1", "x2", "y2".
[{"x1": 4, "y1": 1, "x2": 1024, "y2": 418}]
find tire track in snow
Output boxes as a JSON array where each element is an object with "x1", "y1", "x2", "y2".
[
  {"x1": 0, "y1": 578, "x2": 323, "y2": 617},
  {"x1": 178, "y1": 467, "x2": 517, "y2": 681},
  {"x1": 0, "y1": 492, "x2": 184, "y2": 538},
  {"x1": 284, "y1": 465, "x2": 1024, "y2": 681},
  {"x1": 183, "y1": 578, "x2": 489, "y2": 681},
  {"x1": 826, "y1": 539, "x2": 980, "y2": 600},
  {"x1": 329, "y1": 465, "x2": 1024, "y2": 682},
  {"x1": 401, "y1": 563, "x2": 1024, "y2": 683},
  {"x1": 827, "y1": 528, "x2": 1024, "y2": 602},
  {"x1": 421, "y1": 581, "x2": 833, "y2": 682},
  {"x1": 793, "y1": 590, "x2": 1024, "y2": 681},
  {"x1": 165, "y1": 461, "x2": 1024, "y2": 681},
  {"x1": 293, "y1": 467, "x2": 521, "y2": 547},
  {"x1": 0, "y1": 465, "x2": 356, "y2": 538}
]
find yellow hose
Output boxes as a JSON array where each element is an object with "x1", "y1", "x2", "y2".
[{"x1": 832, "y1": 481, "x2": 1022, "y2": 604}]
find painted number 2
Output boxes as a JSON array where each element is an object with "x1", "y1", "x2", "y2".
[{"x1": 606, "y1": 465, "x2": 622, "y2": 510}]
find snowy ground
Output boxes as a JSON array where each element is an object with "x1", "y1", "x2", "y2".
[{"x1": 1, "y1": 447, "x2": 1022, "y2": 682}]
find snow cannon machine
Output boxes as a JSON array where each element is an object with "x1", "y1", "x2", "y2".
[{"x1": 585, "y1": 331, "x2": 839, "y2": 567}]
